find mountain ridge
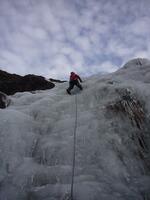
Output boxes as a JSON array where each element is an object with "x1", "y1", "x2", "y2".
[{"x1": 0, "y1": 69, "x2": 55, "y2": 95}]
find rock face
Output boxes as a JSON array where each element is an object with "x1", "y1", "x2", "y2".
[
  {"x1": 0, "y1": 70, "x2": 55, "y2": 95},
  {"x1": 0, "y1": 92, "x2": 10, "y2": 109},
  {"x1": 49, "y1": 78, "x2": 67, "y2": 83}
]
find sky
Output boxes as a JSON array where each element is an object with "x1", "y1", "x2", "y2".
[{"x1": 0, "y1": 0, "x2": 150, "y2": 79}]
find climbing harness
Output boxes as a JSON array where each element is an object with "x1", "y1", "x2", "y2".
[{"x1": 70, "y1": 94, "x2": 78, "y2": 200}]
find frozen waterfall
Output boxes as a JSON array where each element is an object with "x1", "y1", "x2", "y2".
[{"x1": 0, "y1": 59, "x2": 150, "y2": 200}]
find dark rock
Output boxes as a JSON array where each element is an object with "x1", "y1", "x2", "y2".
[
  {"x1": 0, "y1": 70, "x2": 55, "y2": 95},
  {"x1": 49, "y1": 78, "x2": 67, "y2": 83},
  {"x1": 0, "y1": 70, "x2": 21, "y2": 81},
  {"x1": 106, "y1": 88, "x2": 145, "y2": 130},
  {"x1": 0, "y1": 92, "x2": 10, "y2": 109}
]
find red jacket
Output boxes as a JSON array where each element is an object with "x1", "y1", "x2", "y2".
[{"x1": 70, "y1": 72, "x2": 82, "y2": 82}]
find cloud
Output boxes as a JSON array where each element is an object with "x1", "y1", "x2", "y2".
[{"x1": 0, "y1": 0, "x2": 150, "y2": 79}]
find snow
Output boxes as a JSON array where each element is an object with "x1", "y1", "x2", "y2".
[
  {"x1": 0, "y1": 58, "x2": 150, "y2": 200},
  {"x1": 114, "y1": 58, "x2": 150, "y2": 83}
]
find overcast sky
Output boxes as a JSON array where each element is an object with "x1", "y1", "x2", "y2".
[{"x1": 0, "y1": 0, "x2": 150, "y2": 79}]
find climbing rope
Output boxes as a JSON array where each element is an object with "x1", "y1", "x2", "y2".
[
  {"x1": 63, "y1": 95, "x2": 78, "y2": 200},
  {"x1": 70, "y1": 94, "x2": 78, "y2": 200}
]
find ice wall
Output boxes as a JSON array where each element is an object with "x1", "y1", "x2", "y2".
[{"x1": 0, "y1": 58, "x2": 150, "y2": 200}]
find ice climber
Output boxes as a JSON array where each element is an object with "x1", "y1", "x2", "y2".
[{"x1": 66, "y1": 72, "x2": 83, "y2": 95}]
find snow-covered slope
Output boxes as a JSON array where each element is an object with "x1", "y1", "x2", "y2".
[
  {"x1": 0, "y1": 58, "x2": 150, "y2": 200},
  {"x1": 114, "y1": 58, "x2": 150, "y2": 83}
]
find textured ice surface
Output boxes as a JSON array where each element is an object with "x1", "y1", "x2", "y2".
[{"x1": 0, "y1": 58, "x2": 150, "y2": 200}]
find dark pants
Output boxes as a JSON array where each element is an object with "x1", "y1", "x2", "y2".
[{"x1": 67, "y1": 80, "x2": 83, "y2": 92}]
